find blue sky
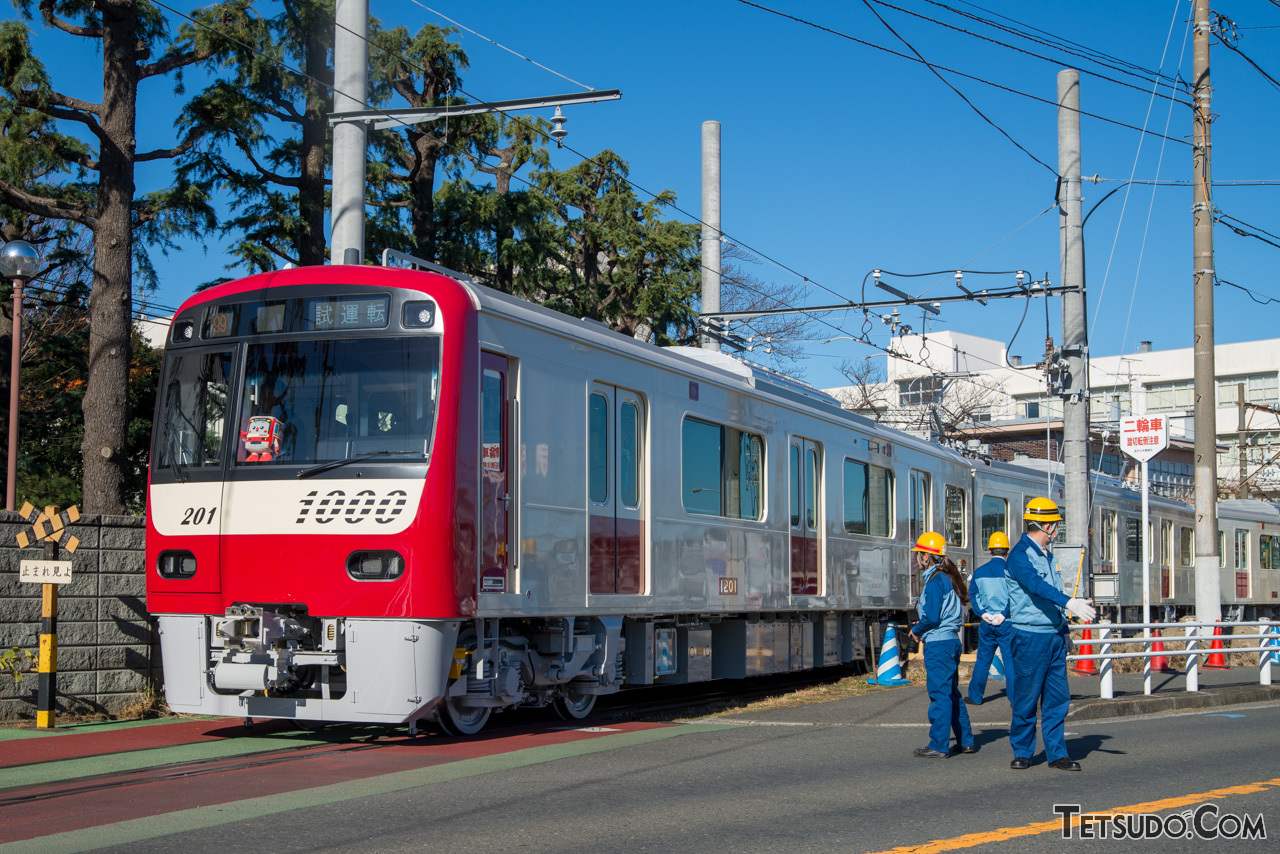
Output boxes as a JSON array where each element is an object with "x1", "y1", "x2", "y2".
[{"x1": 19, "y1": 1, "x2": 1280, "y2": 388}]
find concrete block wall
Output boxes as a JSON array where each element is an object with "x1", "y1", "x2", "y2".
[{"x1": 0, "y1": 512, "x2": 157, "y2": 719}]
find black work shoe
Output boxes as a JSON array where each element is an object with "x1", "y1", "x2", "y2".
[
  {"x1": 1010, "y1": 756, "x2": 1032, "y2": 770},
  {"x1": 964, "y1": 697, "x2": 981, "y2": 705},
  {"x1": 913, "y1": 747, "x2": 948, "y2": 759},
  {"x1": 1048, "y1": 758, "x2": 1082, "y2": 772},
  {"x1": 950, "y1": 745, "x2": 978, "y2": 755}
]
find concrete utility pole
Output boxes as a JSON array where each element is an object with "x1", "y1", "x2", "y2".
[
  {"x1": 1058, "y1": 69, "x2": 1090, "y2": 595},
  {"x1": 330, "y1": 0, "x2": 369, "y2": 265},
  {"x1": 1192, "y1": 0, "x2": 1222, "y2": 622},
  {"x1": 701, "y1": 121, "x2": 722, "y2": 352}
]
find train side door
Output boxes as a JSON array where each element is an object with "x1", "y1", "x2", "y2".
[
  {"x1": 589, "y1": 385, "x2": 646, "y2": 594},
  {"x1": 790, "y1": 439, "x2": 821, "y2": 595},
  {"x1": 480, "y1": 353, "x2": 510, "y2": 593},
  {"x1": 908, "y1": 469, "x2": 932, "y2": 599}
]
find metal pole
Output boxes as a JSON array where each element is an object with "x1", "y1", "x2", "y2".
[
  {"x1": 701, "y1": 120, "x2": 721, "y2": 352},
  {"x1": 1141, "y1": 458, "x2": 1152, "y2": 695},
  {"x1": 1237, "y1": 383, "x2": 1248, "y2": 498},
  {"x1": 1192, "y1": 0, "x2": 1221, "y2": 623},
  {"x1": 6, "y1": 277, "x2": 22, "y2": 511},
  {"x1": 330, "y1": 0, "x2": 369, "y2": 265},
  {"x1": 1058, "y1": 69, "x2": 1090, "y2": 598}
]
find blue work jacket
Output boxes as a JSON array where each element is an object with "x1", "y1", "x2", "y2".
[
  {"x1": 913, "y1": 565, "x2": 963, "y2": 643},
  {"x1": 970, "y1": 556, "x2": 1010, "y2": 618},
  {"x1": 1006, "y1": 533, "x2": 1070, "y2": 633}
]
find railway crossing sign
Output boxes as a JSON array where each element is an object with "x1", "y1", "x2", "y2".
[
  {"x1": 11, "y1": 501, "x2": 79, "y2": 728},
  {"x1": 1119, "y1": 416, "x2": 1168, "y2": 462}
]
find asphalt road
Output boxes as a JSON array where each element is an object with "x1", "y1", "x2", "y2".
[{"x1": 71, "y1": 689, "x2": 1278, "y2": 854}]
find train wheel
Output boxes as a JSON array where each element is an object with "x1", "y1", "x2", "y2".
[
  {"x1": 553, "y1": 686, "x2": 597, "y2": 721},
  {"x1": 438, "y1": 697, "x2": 491, "y2": 736}
]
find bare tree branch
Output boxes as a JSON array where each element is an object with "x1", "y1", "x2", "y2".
[{"x1": 0, "y1": 181, "x2": 94, "y2": 227}]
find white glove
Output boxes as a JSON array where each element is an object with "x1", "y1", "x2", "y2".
[
  {"x1": 981, "y1": 613, "x2": 995, "y2": 624},
  {"x1": 988, "y1": 613, "x2": 1005, "y2": 627},
  {"x1": 1066, "y1": 598, "x2": 1097, "y2": 623}
]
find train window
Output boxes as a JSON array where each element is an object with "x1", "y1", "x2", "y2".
[
  {"x1": 1218, "y1": 531, "x2": 1225, "y2": 569},
  {"x1": 790, "y1": 445, "x2": 801, "y2": 528},
  {"x1": 944, "y1": 486, "x2": 966, "y2": 548},
  {"x1": 681, "y1": 417, "x2": 763, "y2": 520},
  {"x1": 1126, "y1": 519, "x2": 1142, "y2": 563},
  {"x1": 843, "y1": 459, "x2": 893, "y2": 538},
  {"x1": 1262, "y1": 535, "x2": 1277, "y2": 570},
  {"x1": 233, "y1": 337, "x2": 440, "y2": 465},
  {"x1": 156, "y1": 350, "x2": 234, "y2": 470},
  {"x1": 726, "y1": 430, "x2": 763, "y2": 520},
  {"x1": 1234, "y1": 529, "x2": 1249, "y2": 570},
  {"x1": 805, "y1": 447, "x2": 819, "y2": 531},
  {"x1": 980, "y1": 496, "x2": 1007, "y2": 546},
  {"x1": 1179, "y1": 526, "x2": 1194, "y2": 566},
  {"x1": 620, "y1": 401, "x2": 640, "y2": 508},
  {"x1": 909, "y1": 471, "x2": 931, "y2": 547},
  {"x1": 1099, "y1": 510, "x2": 1116, "y2": 563},
  {"x1": 589, "y1": 393, "x2": 609, "y2": 503}
]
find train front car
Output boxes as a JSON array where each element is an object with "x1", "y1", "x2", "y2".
[{"x1": 146, "y1": 266, "x2": 476, "y2": 727}]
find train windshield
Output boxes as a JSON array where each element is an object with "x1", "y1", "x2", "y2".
[{"x1": 234, "y1": 337, "x2": 441, "y2": 466}]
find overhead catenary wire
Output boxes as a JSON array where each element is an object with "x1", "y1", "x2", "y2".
[{"x1": 732, "y1": 0, "x2": 1193, "y2": 147}]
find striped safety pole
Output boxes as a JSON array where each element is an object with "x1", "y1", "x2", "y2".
[{"x1": 36, "y1": 539, "x2": 59, "y2": 729}]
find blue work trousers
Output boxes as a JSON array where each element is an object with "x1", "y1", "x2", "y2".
[
  {"x1": 967, "y1": 620, "x2": 1015, "y2": 703},
  {"x1": 1008, "y1": 628, "x2": 1071, "y2": 762},
  {"x1": 924, "y1": 637, "x2": 974, "y2": 753}
]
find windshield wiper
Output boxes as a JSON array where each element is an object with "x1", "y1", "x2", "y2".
[{"x1": 296, "y1": 450, "x2": 424, "y2": 479}]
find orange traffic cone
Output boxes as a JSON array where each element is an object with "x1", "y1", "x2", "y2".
[
  {"x1": 1071, "y1": 623, "x2": 1099, "y2": 675},
  {"x1": 1203, "y1": 621, "x2": 1232, "y2": 670},
  {"x1": 1151, "y1": 629, "x2": 1176, "y2": 673}
]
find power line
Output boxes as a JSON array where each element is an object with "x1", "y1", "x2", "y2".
[
  {"x1": 871, "y1": 0, "x2": 1192, "y2": 104},
  {"x1": 731, "y1": 0, "x2": 1193, "y2": 147},
  {"x1": 857, "y1": 0, "x2": 1057, "y2": 175}
]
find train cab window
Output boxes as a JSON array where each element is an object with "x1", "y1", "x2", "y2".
[
  {"x1": 681, "y1": 417, "x2": 763, "y2": 520},
  {"x1": 944, "y1": 485, "x2": 966, "y2": 548},
  {"x1": 233, "y1": 337, "x2": 440, "y2": 465},
  {"x1": 843, "y1": 459, "x2": 893, "y2": 538},
  {"x1": 589, "y1": 393, "x2": 609, "y2": 503},
  {"x1": 157, "y1": 350, "x2": 234, "y2": 470},
  {"x1": 980, "y1": 496, "x2": 1007, "y2": 547},
  {"x1": 1179, "y1": 526, "x2": 1194, "y2": 566}
]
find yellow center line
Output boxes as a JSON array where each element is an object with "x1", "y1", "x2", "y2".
[{"x1": 863, "y1": 777, "x2": 1280, "y2": 854}]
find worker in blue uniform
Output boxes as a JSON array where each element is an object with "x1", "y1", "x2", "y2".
[
  {"x1": 909, "y1": 532, "x2": 976, "y2": 758},
  {"x1": 966, "y1": 531, "x2": 1015, "y2": 705},
  {"x1": 1006, "y1": 498, "x2": 1097, "y2": 772}
]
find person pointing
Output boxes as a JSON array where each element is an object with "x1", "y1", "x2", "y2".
[{"x1": 1005, "y1": 498, "x2": 1096, "y2": 772}]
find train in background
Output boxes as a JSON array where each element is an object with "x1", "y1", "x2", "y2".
[{"x1": 145, "y1": 259, "x2": 1280, "y2": 733}]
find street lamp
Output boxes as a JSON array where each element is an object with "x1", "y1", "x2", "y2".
[{"x1": 1, "y1": 239, "x2": 41, "y2": 511}]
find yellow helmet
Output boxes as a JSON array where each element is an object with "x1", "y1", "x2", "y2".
[
  {"x1": 912, "y1": 532, "x2": 947, "y2": 556},
  {"x1": 1024, "y1": 497, "x2": 1063, "y2": 523},
  {"x1": 988, "y1": 531, "x2": 1010, "y2": 550}
]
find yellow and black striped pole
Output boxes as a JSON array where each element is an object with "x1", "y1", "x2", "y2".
[{"x1": 36, "y1": 580, "x2": 58, "y2": 728}]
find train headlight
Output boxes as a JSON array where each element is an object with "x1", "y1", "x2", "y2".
[
  {"x1": 157, "y1": 550, "x2": 197, "y2": 579},
  {"x1": 347, "y1": 550, "x2": 406, "y2": 581},
  {"x1": 402, "y1": 300, "x2": 437, "y2": 328}
]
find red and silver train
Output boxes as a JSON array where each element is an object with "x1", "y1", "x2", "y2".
[{"x1": 146, "y1": 261, "x2": 1280, "y2": 733}]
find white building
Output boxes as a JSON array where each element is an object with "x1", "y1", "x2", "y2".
[{"x1": 824, "y1": 331, "x2": 1280, "y2": 494}]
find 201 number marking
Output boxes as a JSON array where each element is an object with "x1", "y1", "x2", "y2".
[{"x1": 181, "y1": 506, "x2": 218, "y2": 526}]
